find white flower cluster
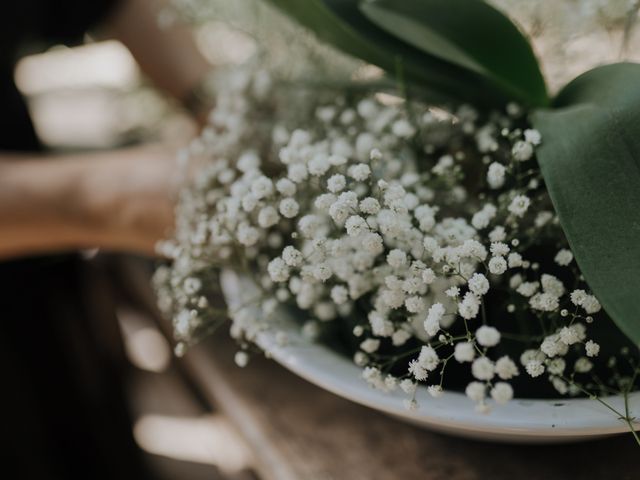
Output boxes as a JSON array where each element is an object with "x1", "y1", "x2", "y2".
[{"x1": 155, "y1": 60, "x2": 633, "y2": 414}]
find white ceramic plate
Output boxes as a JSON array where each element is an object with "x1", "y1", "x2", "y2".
[{"x1": 221, "y1": 270, "x2": 640, "y2": 443}]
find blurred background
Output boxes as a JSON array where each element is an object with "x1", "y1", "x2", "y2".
[{"x1": 13, "y1": 24, "x2": 259, "y2": 480}]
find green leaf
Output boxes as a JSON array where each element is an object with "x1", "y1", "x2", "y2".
[
  {"x1": 359, "y1": 0, "x2": 548, "y2": 107},
  {"x1": 264, "y1": 0, "x2": 513, "y2": 108},
  {"x1": 531, "y1": 63, "x2": 640, "y2": 345}
]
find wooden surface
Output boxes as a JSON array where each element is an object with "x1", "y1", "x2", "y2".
[{"x1": 183, "y1": 331, "x2": 639, "y2": 480}]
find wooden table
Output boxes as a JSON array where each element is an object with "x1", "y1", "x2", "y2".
[{"x1": 182, "y1": 331, "x2": 639, "y2": 480}]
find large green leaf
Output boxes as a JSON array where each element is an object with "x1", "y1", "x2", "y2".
[
  {"x1": 531, "y1": 63, "x2": 640, "y2": 345},
  {"x1": 264, "y1": 0, "x2": 516, "y2": 108},
  {"x1": 359, "y1": 0, "x2": 548, "y2": 107}
]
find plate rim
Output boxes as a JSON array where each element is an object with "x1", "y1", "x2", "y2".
[{"x1": 221, "y1": 270, "x2": 640, "y2": 441}]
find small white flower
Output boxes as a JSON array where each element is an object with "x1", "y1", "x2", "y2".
[
  {"x1": 554, "y1": 249, "x2": 573, "y2": 266},
  {"x1": 237, "y1": 223, "x2": 260, "y2": 246},
  {"x1": 258, "y1": 206, "x2": 280, "y2": 228},
  {"x1": 327, "y1": 174, "x2": 347, "y2": 193},
  {"x1": 524, "y1": 128, "x2": 542, "y2": 145},
  {"x1": 541, "y1": 274, "x2": 565, "y2": 297},
  {"x1": 400, "y1": 379, "x2": 417, "y2": 394},
  {"x1": 384, "y1": 375, "x2": 398, "y2": 391},
  {"x1": 508, "y1": 195, "x2": 531, "y2": 217},
  {"x1": 471, "y1": 204, "x2": 497, "y2": 229},
  {"x1": 418, "y1": 345, "x2": 440, "y2": 371},
  {"x1": 370, "y1": 148, "x2": 383, "y2": 161},
  {"x1": 454, "y1": 342, "x2": 475, "y2": 363},
  {"x1": 476, "y1": 326, "x2": 501, "y2": 347},
  {"x1": 331, "y1": 285, "x2": 349, "y2": 305},
  {"x1": 405, "y1": 296, "x2": 426, "y2": 314},
  {"x1": 308, "y1": 153, "x2": 331, "y2": 176},
  {"x1": 424, "y1": 303, "x2": 445, "y2": 336},
  {"x1": 361, "y1": 338, "x2": 381, "y2": 353},
  {"x1": 490, "y1": 242, "x2": 510, "y2": 257},
  {"x1": 392, "y1": 119, "x2": 416, "y2": 138},
  {"x1": 387, "y1": 249, "x2": 408, "y2": 269},
  {"x1": 585, "y1": 340, "x2": 600, "y2": 357},
  {"x1": 487, "y1": 162, "x2": 506, "y2": 189},
  {"x1": 490, "y1": 382, "x2": 513, "y2": 404},
  {"x1": 362, "y1": 233, "x2": 384, "y2": 255},
  {"x1": 547, "y1": 358, "x2": 566, "y2": 375},
  {"x1": 525, "y1": 359, "x2": 545, "y2": 377},
  {"x1": 348, "y1": 163, "x2": 372, "y2": 181},
  {"x1": 529, "y1": 292, "x2": 559, "y2": 312},
  {"x1": 559, "y1": 326, "x2": 580, "y2": 346},
  {"x1": 237, "y1": 150, "x2": 260, "y2": 172},
  {"x1": 422, "y1": 268, "x2": 436, "y2": 284},
  {"x1": 582, "y1": 295, "x2": 601, "y2": 314},
  {"x1": 276, "y1": 178, "x2": 296, "y2": 196},
  {"x1": 465, "y1": 381, "x2": 486, "y2": 402},
  {"x1": 357, "y1": 99, "x2": 378, "y2": 118},
  {"x1": 570, "y1": 289, "x2": 588, "y2": 307},
  {"x1": 251, "y1": 176, "x2": 274, "y2": 199},
  {"x1": 540, "y1": 334, "x2": 568, "y2": 358},
  {"x1": 298, "y1": 215, "x2": 322, "y2": 238},
  {"x1": 314, "y1": 193, "x2": 336, "y2": 210},
  {"x1": 234, "y1": 351, "x2": 249, "y2": 367},
  {"x1": 468, "y1": 273, "x2": 490, "y2": 296},
  {"x1": 392, "y1": 329, "x2": 411, "y2": 346},
  {"x1": 512, "y1": 140, "x2": 534, "y2": 161},
  {"x1": 287, "y1": 163, "x2": 308, "y2": 183},
  {"x1": 423, "y1": 236, "x2": 439, "y2": 253},
  {"x1": 488, "y1": 256, "x2": 508, "y2": 275},
  {"x1": 472, "y1": 357, "x2": 495, "y2": 380},
  {"x1": 508, "y1": 252, "x2": 523, "y2": 268},
  {"x1": 552, "y1": 377, "x2": 569, "y2": 395},
  {"x1": 408, "y1": 359, "x2": 428, "y2": 381},
  {"x1": 575, "y1": 357, "x2": 593, "y2": 373},
  {"x1": 328, "y1": 154, "x2": 347, "y2": 166},
  {"x1": 489, "y1": 226, "x2": 506, "y2": 242},
  {"x1": 461, "y1": 239, "x2": 488, "y2": 261},
  {"x1": 242, "y1": 193, "x2": 258, "y2": 212},
  {"x1": 345, "y1": 215, "x2": 369, "y2": 237},
  {"x1": 267, "y1": 258, "x2": 290, "y2": 282},
  {"x1": 359, "y1": 197, "x2": 381, "y2": 215},
  {"x1": 432, "y1": 154, "x2": 454, "y2": 175},
  {"x1": 428, "y1": 385, "x2": 443, "y2": 398},
  {"x1": 517, "y1": 281, "x2": 539, "y2": 297},
  {"x1": 313, "y1": 263, "x2": 332, "y2": 282},
  {"x1": 445, "y1": 286, "x2": 460, "y2": 298},
  {"x1": 458, "y1": 292, "x2": 480, "y2": 320},
  {"x1": 495, "y1": 356, "x2": 519, "y2": 380},
  {"x1": 279, "y1": 198, "x2": 300, "y2": 218},
  {"x1": 282, "y1": 246, "x2": 303, "y2": 267}
]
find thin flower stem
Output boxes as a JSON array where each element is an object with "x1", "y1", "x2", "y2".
[{"x1": 623, "y1": 389, "x2": 640, "y2": 447}]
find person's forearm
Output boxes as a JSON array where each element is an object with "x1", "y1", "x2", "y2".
[
  {"x1": 106, "y1": 0, "x2": 211, "y2": 105},
  {"x1": 0, "y1": 146, "x2": 176, "y2": 259}
]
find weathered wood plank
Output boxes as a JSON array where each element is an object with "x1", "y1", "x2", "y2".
[{"x1": 183, "y1": 331, "x2": 639, "y2": 480}]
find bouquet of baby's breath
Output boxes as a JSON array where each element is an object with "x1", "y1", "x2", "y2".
[{"x1": 156, "y1": 0, "x2": 640, "y2": 442}]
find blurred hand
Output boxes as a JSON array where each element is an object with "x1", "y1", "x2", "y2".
[{"x1": 81, "y1": 145, "x2": 180, "y2": 256}]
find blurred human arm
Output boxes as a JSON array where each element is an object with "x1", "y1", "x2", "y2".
[
  {"x1": 105, "y1": 0, "x2": 212, "y2": 115},
  {"x1": 0, "y1": 145, "x2": 177, "y2": 260},
  {"x1": 0, "y1": 0, "x2": 214, "y2": 260}
]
